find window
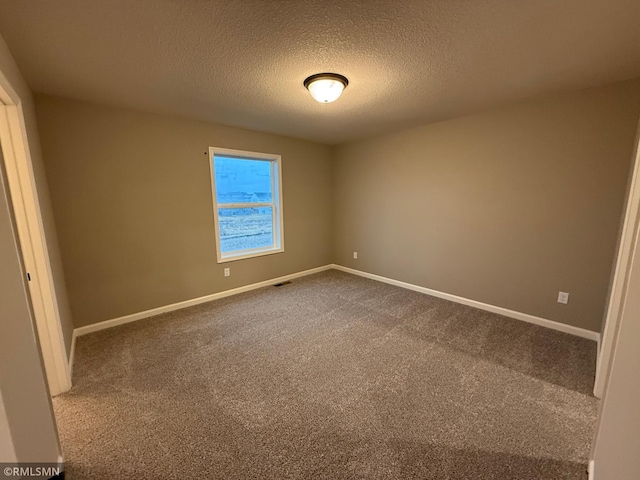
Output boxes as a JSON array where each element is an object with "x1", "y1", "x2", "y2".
[{"x1": 209, "y1": 147, "x2": 284, "y2": 263}]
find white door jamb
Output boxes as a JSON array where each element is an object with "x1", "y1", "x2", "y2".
[
  {"x1": 0, "y1": 71, "x2": 70, "y2": 396},
  {"x1": 594, "y1": 123, "x2": 640, "y2": 398}
]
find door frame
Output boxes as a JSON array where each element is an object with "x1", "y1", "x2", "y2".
[
  {"x1": 0, "y1": 70, "x2": 70, "y2": 396},
  {"x1": 594, "y1": 123, "x2": 640, "y2": 398}
]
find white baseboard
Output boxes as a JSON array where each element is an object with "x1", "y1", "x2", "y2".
[
  {"x1": 67, "y1": 263, "x2": 601, "y2": 387},
  {"x1": 74, "y1": 265, "x2": 333, "y2": 337},
  {"x1": 73, "y1": 262, "x2": 598, "y2": 349},
  {"x1": 332, "y1": 264, "x2": 600, "y2": 342},
  {"x1": 588, "y1": 459, "x2": 595, "y2": 480}
]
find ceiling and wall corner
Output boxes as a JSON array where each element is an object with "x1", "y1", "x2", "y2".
[
  {"x1": 0, "y1": 0, "x2": 639, "y2": 145},
  {"x1": 34, "y1": 94, "x2": 334, "y2": 327},
  {"x1": 332, "y1": 79, "x2": 640, "y2": 333},
  {"x1": 31, "y1": 78, "x2": 640, "y2": 334}
]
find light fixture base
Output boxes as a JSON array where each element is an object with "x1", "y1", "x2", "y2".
[{"x1": 303, "y1": 73, "x2": 349, "y2": 89}]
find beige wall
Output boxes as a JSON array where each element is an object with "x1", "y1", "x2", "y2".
[
  {"x1": 0, "y1": 146, "x2": 60, "y2": 463},
  {"x1": 34, "y1": 80, "x2": 640, "y2": 332},
  {"x1": 0, "y1": 390, "x2": 17, "y2": 462},
  {"x1": 0, "y1": 34, "x2": 74, "y2": 356},
  {"x1": 35, "y1": 95, "x2": 333, "y2": 327},
  {"x1": 333, "y1": 79, "x2": 640, "y2": 332}
]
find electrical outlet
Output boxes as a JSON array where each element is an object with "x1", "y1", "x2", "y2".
[
  {"x1": 224, "y1": 267, "x2": 230, "y2": 277},
  {"x1": 557, "y1": 291, "x2": 569, "y2": 304},
  {"x1": 353, "y1": 251, "x2": 358, "y2": 259}
]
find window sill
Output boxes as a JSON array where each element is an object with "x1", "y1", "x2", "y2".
[{"x1": 217, "y1": 247, "x2": 284, "y2": 264}]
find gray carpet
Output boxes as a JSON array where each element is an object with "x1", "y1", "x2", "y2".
[{"x1": 53, "y1": 270, "x2": 598, "y2": 479}]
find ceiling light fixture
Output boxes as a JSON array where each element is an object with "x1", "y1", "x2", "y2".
[{"x1": 304, "y1": 73, "x2": 349, "y2": 103}]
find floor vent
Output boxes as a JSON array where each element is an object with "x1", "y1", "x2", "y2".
[{"x1": 274, "y1": 281, "x2": 292, "y2": 287}]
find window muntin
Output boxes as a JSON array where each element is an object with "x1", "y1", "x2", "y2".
[{"x1": 209, "y1": 148, "x2": 283, "y2": 262}]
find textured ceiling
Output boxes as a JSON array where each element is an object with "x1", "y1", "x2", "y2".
[{"x1": 0, "y1": 0, "x2": 640, "y2": 145}]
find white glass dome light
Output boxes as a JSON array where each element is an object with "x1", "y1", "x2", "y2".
[{"x1": 304, "y1": 73, "x2": 349, "y2": 103}]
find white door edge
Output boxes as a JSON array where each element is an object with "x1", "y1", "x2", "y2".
[{"x1": 0, "y1": 71, "x2": 70, "y2": 396}]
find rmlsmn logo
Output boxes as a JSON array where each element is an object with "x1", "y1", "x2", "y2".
[{"x1": 1, "y1": 463, "x2": 64, "y2": 479}]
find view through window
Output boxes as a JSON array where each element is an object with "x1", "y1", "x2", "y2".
[{"x1": 209, "y1": 148, "x2": 283, "y2": 262}]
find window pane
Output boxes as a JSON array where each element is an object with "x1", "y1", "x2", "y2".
[
  {"x1": 218, "y1": 207, "x2": 274, "y2": 254},
  {"x1": 214, "y1": 156, "x2": 272, "y2": 204}
]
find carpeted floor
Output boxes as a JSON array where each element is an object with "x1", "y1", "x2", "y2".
[{"x1": 53, "y1": 270, "x2": 598, "y2": 479}]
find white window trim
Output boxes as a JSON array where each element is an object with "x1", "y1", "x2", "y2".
[{"x1": 209, "y1": 146, "x2": 284, "y2": 263}]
